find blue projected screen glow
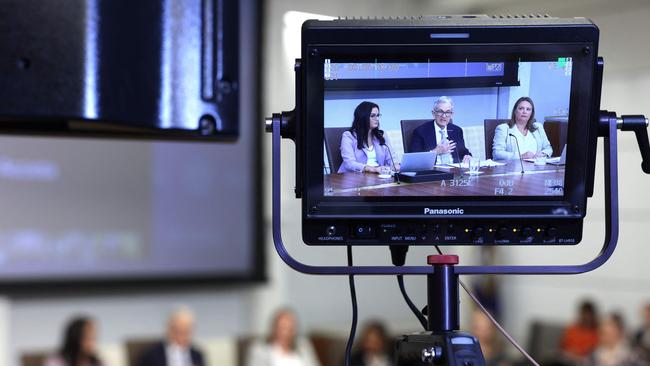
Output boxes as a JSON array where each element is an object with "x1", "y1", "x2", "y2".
[{"x1": 323, "y1": 59, "x2": 573, "y2": 198}]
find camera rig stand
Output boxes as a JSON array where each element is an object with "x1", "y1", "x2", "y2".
[{"x1": 394, "y1": 254, "x2": 485, "y2": 365}]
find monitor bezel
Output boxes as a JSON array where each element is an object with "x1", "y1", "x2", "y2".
[{"x1": 302, "y1": 43, "x2": 597, "y2": 220}]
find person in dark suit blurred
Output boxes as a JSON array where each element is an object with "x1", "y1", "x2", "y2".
[
  {"x1": 139, "y1": 308, "x2": 205, "y2": 366},
  {"x1": 409, "y1": 96, "x2": 472, "y2": 164}
]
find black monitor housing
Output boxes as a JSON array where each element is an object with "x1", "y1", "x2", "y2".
[
  {"x1": 293, "y1": 16, "x2": 602, "y2": 246},
  {"x1": 0, "y1": 0, "x2": 242, "y2": 140}
]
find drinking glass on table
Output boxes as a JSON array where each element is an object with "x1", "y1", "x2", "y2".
[{"x1": 468, "y1": 157, "x2": 481, "y2": 174}]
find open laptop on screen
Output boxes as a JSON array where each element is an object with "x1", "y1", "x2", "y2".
[
  {"x1": 523, "y1": 144, "x2": 566, "y2": 165},
  {"x1": 547, "y1": 144, "x2": 567, "y2": 165},
  {"x1": 400, "y1": 151, "x2": 437, "y2": 172}
]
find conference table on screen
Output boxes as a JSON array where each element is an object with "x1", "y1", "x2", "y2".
[{"x1": 325, "y1": 160, "x2": 565, "y2": 196}]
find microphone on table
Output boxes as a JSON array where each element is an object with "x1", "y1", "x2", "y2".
[
  {"x1": 509, "y1": 133, "x2": 525, "y2": 174},
  {"x1": 383, "y1": 143, "x2": 401, "y2": 184}
]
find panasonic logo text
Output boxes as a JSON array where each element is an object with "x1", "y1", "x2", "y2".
[{"x1": 423, "y1": 208, "x2": 465, "y2": 215}]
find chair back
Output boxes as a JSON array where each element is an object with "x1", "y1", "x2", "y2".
[
  {"x1": 527, "y1": 320, "x2": 565, "y2": 363},
  {"x1": 309, "y1": 333, "x2": 348, "y2": 366},
  {"x1": 21, "y1": 351, "x2": 49, "y2": 366},
  {"x1": 543, "y1": 120, "x2": 568, "y2": 157},
  {"x1": 400, "y1": 119, "x2": 431, "y2": 153},
  {"x1": 236, "y1": 336, "x2": 256, "y2": 366},
  {"x1": 125, "y1": 338, "x2": 160, "y2": 366},
  {"x1": 483, "y1": 119, "x2": 510, "y2": 160},
  {"x1": 324, "y1": 127, "x2": 349, "y2": 173}
]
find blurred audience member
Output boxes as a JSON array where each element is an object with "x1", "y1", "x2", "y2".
[
  {"x1": 560, "y1": 300, "x2": 599, "y2": 362},
  {"x1": 350, "y1": 320, "x2": 394, "y2": 366},
  {"x1": 139, "y1": 308, "x2": 205, "y2": 366},
  {"x1": 633, "y1": 303, "x2": 650, "y2": 360},
  {"x1": 247, "y1": 308, "x2": 320, "y2": 366},
  {"x1": 471, "y1": 309, "x2": 511, "y2": 366},
  {"x1": 472, "y1": 247, "x2": 502, "y2": 320},
  {"x1": 585, "y1": 312, "x2": 646, "y2": 366},
  {"x1": 44, "y1": 316, "x2": 102, "y2": 366}
]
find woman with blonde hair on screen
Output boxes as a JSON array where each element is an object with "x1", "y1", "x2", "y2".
[{"x1": 492, "y1": 96, "x2": 553, "y2": 161}]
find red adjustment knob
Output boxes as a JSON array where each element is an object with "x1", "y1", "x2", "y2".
[{"x1": 427, "y1": 254, "x2": 459, "y2": 265}]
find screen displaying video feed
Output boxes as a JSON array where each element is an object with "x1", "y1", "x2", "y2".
[{"x1": 323, "y1": 58, "x2": 572, "y2": 198}]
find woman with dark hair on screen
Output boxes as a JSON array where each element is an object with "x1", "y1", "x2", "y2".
[
  {"x1": 492, "y1": 96, "x2": 553, "y2": 161},
  {"x1": 338, "y1": 101, "x2": 398, "y2": 173},
  {"x1": 44, "y1": 316, "x2": 102, "y2": 366}
]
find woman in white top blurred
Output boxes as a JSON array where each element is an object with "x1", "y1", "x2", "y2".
[
  {"x1": 492, "y1": 96, "x2": 553, "y2": 161},
  {"x1": 246, "y1": 308, "x2": 320, "y2": 366}
]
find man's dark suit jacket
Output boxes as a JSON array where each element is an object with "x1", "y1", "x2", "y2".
[
  {"x1": 138, "y1": 342, "x2": 205, "y2": 366},
  {"x1": 409, "y1": 120, "x2": 471, "y2": 163}
]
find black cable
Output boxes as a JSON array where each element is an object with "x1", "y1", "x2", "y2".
[
  {"x1": 344, "y1": 245, "x2": 358, "y2": 366},
  {"x1": 397, "y1": 274, "x2": 428, "y2": 330},
  {"x1": 389, "y1": 245, "x2": 428, "y2": 330}
]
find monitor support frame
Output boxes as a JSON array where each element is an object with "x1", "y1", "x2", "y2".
[{"x1": 269, "y1": 110, "x2": 620, "y2": 276}]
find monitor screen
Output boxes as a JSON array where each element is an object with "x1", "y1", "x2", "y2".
[{"x1": 323, "y1": 58, "x2": 572, "y2": 198}]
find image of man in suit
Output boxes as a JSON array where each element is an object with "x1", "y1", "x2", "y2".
[
  {"x1": 409, "y1": 96, "x2": 472, "y2": 164},
  {"x1": 139, "y1": 308, "x2": 205, "y2": 366}
]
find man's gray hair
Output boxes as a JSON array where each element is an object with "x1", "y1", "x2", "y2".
[
  {"x1": 168, "y1": 306, "x2": 195, "y2": 325},
  {"x1": 433, "y1": 96, "x2": 454, "y2": 110}
]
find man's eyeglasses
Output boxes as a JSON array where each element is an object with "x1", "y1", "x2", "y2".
[
  {"x1": 370, "y1": 113, "x2": 382, "y2": 118},
  {"x1": 433, "y1": 109, "x2": 454, "y2": 117}
]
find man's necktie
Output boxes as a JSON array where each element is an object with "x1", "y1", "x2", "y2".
[{"x1": 439, "y1": 129, "x2": 452, "y2": 164}]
